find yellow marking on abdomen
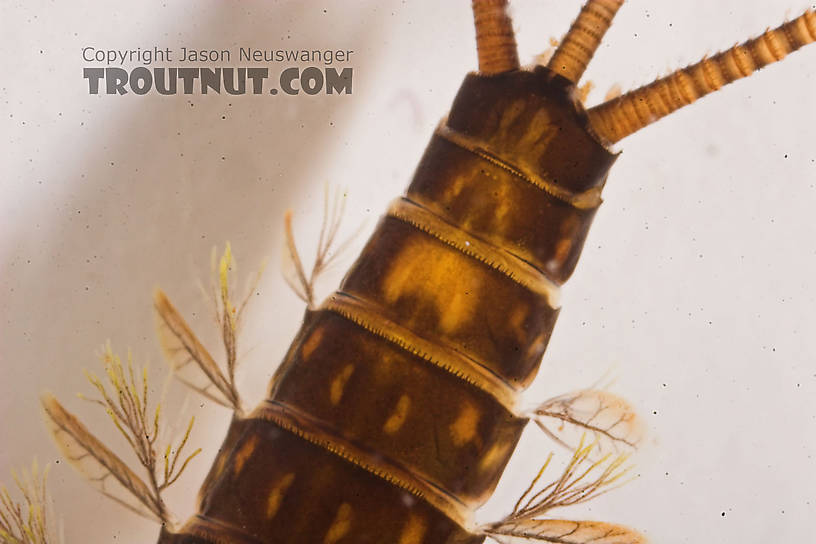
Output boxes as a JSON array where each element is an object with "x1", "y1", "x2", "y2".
[
  {"x1": 329, "y1": 364, "x2": 355, "y2": 405},
  {"x1": 300, "y1": 326, "x2": 325, "y2": 359},
  {"x1": 383, "y1": 395, "x2": 412, "y2": 434},
  {"x1": 265, "y1": 472, "x2": 295, "y2": 519},
  {"x1": 233, "y1": 434, "x2": 259, "y2": 475},
  {"x1": 324, "y1": 502, "x2": 353, "y2": 544},
  {"x1": 381, "y1": 237, "x2": 482, "y2": 335},
  {"x1": 441, "y1": 173, "x2": 467, "y2": 204},
  {"x1": 212, "y1": 451, "x2": 228, "y2": 479},
  {"x1": 398, "y1": 513, "x2": 428, "y2": 544},
  {"x1": 450, "y1": 401, "x2": 481, "y2": 447},
  {"x1": 507, "y1": 304, "x2": 530, "y2": 344},
  {"x1": 478, "y1": 442, "x2": 513, "y2": 473}
]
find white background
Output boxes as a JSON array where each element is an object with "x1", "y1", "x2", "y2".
[{"x1": 1, "y1": 1, "x2": 815, "y2": 542}]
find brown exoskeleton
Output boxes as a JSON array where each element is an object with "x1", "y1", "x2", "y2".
[{"x1": 33, "y1": 1, "x2": 814, "y2": 543}]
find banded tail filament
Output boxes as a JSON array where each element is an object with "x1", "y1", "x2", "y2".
[{"x1": 16, "y1": 2, "x2": 814, "y2": 543}]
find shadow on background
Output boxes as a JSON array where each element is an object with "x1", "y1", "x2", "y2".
[{"x1": 1, "y1": 1, "x2": 395, "y2": 541}]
